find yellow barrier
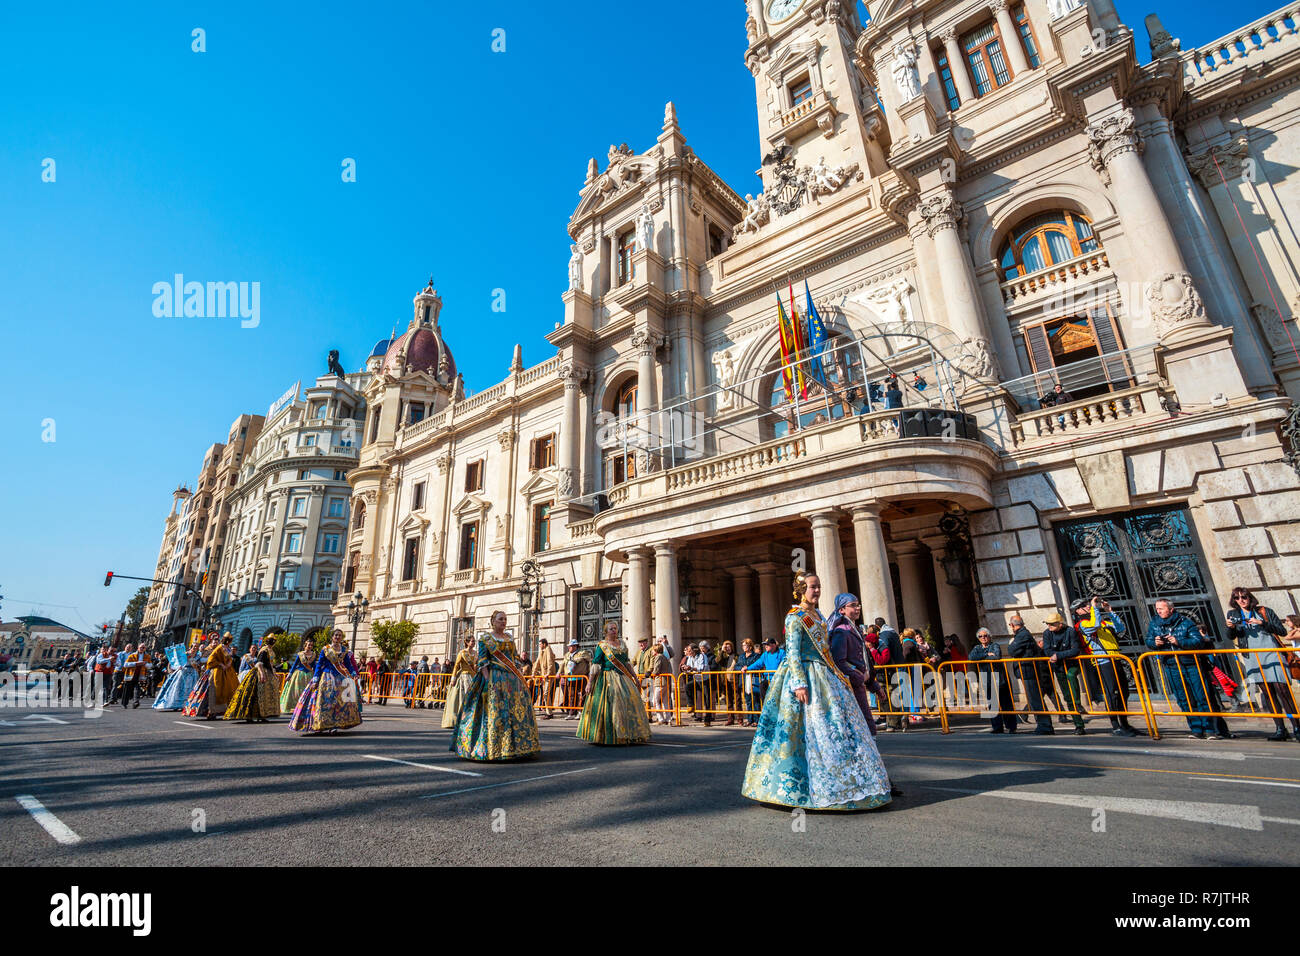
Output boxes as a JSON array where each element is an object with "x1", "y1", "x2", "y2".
[
  {"x1": 672, "y1": 669, "x2": 784, "y2": 725},
  {"x1": 1134, "y1": 647, "x2": 1300, "y2": 741},
  {"x1": 356, "y1": 672, "x2": 451, "y2": 707},
  {"x1": 873, "y1": 662, "x2": 948, "y2": 732},
  {"x1": 936, "y1": 653, "x2": 1156, "y2": 737}
]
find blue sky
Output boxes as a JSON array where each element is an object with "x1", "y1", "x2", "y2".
[{"x1": 0, "y1": 0, "x2": 1273, "y2": 631}]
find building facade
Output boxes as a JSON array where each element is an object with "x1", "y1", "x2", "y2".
[
  {"x1": 334, "y1": 0, "x2": 1300, "y2": 666},
  {"x1": 141, "y1": 485, "x2": 190, "y2": 636}
]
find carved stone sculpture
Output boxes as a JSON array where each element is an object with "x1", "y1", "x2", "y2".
[
  {"x1": 636, "y1": 202, "x2": 655, "y2": 254},
  {"x1": 712, "y1": 348, "x2": 738, "y2": 410},
  {"x1": 568, "y1": 243, "x2": 583, "y2": 292},
  {"x1": 734, "y1": 193, "x2": 771, "y2": 238},
  {"x1": 1146, "y1": 273, "x2": 1207, "y2": 340},
  {"x1": 891, "y1": 42, "x2": 922, "y2": 103}
]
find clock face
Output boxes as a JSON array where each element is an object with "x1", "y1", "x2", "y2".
[{"x1": 767, "y1": 0, "x2": 804, "y2": 23}]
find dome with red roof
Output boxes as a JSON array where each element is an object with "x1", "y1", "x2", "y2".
[{"x1": 381, "y1": 327, "x2": 456, "y2": 383}]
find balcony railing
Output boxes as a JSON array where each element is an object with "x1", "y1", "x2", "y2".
[
  {"x1": 1009, "y1": 382, "x2": 1172, "y2": 448},
  {"x1": 998, "y1": 344, "x2": 1160, "y2": 411},
  {"x1": 999, "y1": 250, "x2": 1111, "y2": 308},
  {"x1": 1182, "y1": 4, "x2": 1298, "y2": 82}
]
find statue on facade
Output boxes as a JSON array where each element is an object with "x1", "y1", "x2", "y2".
[
  {"x1": 734, "y1": 193, "x2": 771, "y2": 238},
  {"x1": 568, "y1": 244, "x2": 584, "y2": 292},
  {"x1": 327, "y1": 350, "x2": 345, "y2": 378},
  {"x1": 636, "y1": 203, "x2": 655, "y2": 254},
  {"x1": 712, "y1": 349, "x2": 738, "y2": 410},
  {"x1": 811, "y1": 157, "x2": 844, "y2": 195},
  {"x1": 891, "y1": 42, "x2": 922, "y2": 102}
]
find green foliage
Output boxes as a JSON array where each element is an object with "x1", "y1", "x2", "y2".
[
  {"x1": 124, "y1": 587, "x2": 150, "y2": 629},
  {"x1": 370, "y1": 618, "x2": 418, "y2": 664},
  {"x1": 269, "y1": 631, "x2": 302, "y2": 666}
]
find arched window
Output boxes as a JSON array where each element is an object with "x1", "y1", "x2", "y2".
[
  {"x1": 998, "y1": 210, "x2": 1099, "y2": 280},
  {"x1": 352, "y1": 499, "x2": 366, "y2": 532},
  {"x1": 615, "y1": 380, "x2": 637, "y2": 417},
  {"x1": 768, "y1": 338, "x2": 863, "y2": 440},
  {"x1": 604, "y1": 379, "x2": 640, "y2": 488}
]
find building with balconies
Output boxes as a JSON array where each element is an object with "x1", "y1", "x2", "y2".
[{"x1": 338, "y1": 0, "x2": 1299, "y2": 665}]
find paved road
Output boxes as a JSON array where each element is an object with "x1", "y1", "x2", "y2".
[{"x1": 3, "y1": 706, "x2": 1299, "y2": 866}]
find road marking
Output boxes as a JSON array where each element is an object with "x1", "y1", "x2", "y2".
[
  {"x1": 1261, "y1": 817, "x2": 1300, "y2": 825},
  {"x1": 173, "y1": 721, "x2": 215, "y2": 729},
  {"x1": 1034, "y1": 745, "x2": 1247, "y2": 761},
  {"x1": 918, "y1": 785, "x2": 1272, "y2": 831},
  {"x1": 363, "y1": 754, "x2": 482, "y2": 777},
  {"x1": 883, "y1": 751, "x2": 1300, "y2": 784},
  {"x1": 693, "y1": 742, "x2": 752, "y2": 753},
  {"x1": 14, "y1": 795, "x2": 81, "y2": 845},
  {"x1": 420, "y1": 766, "x2": 597, "y2": 800},
  {"x1": 22, "y1": 714, "x2": 69, "y2": 725},
  {"x1": 648, "y1": 742, "x2": 689, "y2": 748},
  {"x1": 1190, "y1": 776, "x2": 1300, "y2": 789}
]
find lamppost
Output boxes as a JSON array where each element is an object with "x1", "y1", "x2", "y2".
[
  {"x1": 346, "y1": 592, "x2": 370, "y2": 655},
  {"x1": 516, "y1": 559, "x2": 543, "y2": 655}
]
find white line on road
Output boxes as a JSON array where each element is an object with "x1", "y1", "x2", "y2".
[
  {"x1": 173, "y1": 721, "x2": 214, "y2": 729},
  {"x1": 918, "y1": 785, "x2": 1272, "y2": 830},
  {"x1": 693, "y1": 742, "x2": 752, "y2": 753},
  {"x1": 648, "y1": 743, "x2": 689, "y2": 748},
  {"x1": 1189, "y1": 776, "x2": 1300, "y2": 789},
  {"x1": 420, "y1": 766, "x2": 597, "y2": 800},
  {"x1": 1034, "y1": 745, "x2": 1246, "y2": 761},
  {"x1": 14, "y1": 795, "x2": 81, "y2": 845},
  {"x1": 363, "y1": 754, "x2": 482, "y2": 777},
  {"x1": 1261, "y1": 816, "x2": 1300, "y2": 825}
]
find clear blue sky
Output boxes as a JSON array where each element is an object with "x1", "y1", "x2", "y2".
[{"x1": 0, "y1": 0, "x2": 1272, "y2": 631}]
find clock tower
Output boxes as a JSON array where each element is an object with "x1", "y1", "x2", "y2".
[{"x1": 745, "y1": 0, "x2": 888, "y2": 192}]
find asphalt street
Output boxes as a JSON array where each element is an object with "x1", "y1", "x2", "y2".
[{"x1": 3, "y1": 705, "x2": 1299, "y2": 866}]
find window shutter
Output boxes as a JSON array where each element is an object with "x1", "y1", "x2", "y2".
[
  {"x1": 1089, "y1": 305, "x2": 1132, "y2": 388},
  {"x1": 1022, "y1": 324, "x2": 1054, "y2": 396}
]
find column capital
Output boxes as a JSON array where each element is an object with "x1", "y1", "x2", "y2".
[
  {"x1": 651, "y1": 541, "x2": 677, "y2": 558},
  {"x1": 626, "y1": 545, "x2": 653, "y2": 561},
  {"x1": 891, "y1": 539, "x2": 926, "y2": 557},
  {"x1": 803, "y1": 508, "x2": 842, "y2": 529},
  {"x1": 557, "y1": 362, "x2": 592, "y2": 387},
  {"x1": 1183, "y1": 135, "x2": 1250, "y2": 190},
  {"x1": 631, "y1": 329, "x2": 667, "y2": 356},
  {"x1": 939, "y1": 24, "x2": 958, "y2": 44},
  {"x1": 846, "y1": 501, "x2": 886, "y2": 520},
  {"x1": 918, "y1": 190, "x2": 963, "y2": 237},
  {"x1": 725, "y1": 565, "x2": 755, "y2": 580},
  {"x1": 1086, "y1": 108, "x2": 1143, "y2": 182},
  {"x1": 987, "y1": 0, "x2": 1008, "y2": 13},
  {"x1": 753, "y1": 561, "x2": 785, "y2": 576}
]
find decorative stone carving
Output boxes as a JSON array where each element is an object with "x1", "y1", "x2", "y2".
[
  {"x1": 1144, "y1": 13, "x2": 1180, "y2": 57},
  {"x1": 586, "y1": 157, "x2": 598, "y2": 184},
  {"x1": 939, "y1": 25, "x2": 958, "y2": 44},
  {"x1": 861, "y1": 278, "x2": 915, "y2": 326},
  {"x1": 663, "y1": 101, "x2": 677, "y2": 131},
  {"x1": 1145, "y1": 273, "x2": 1207, "y2": 339},
  {"x1": 497, "y1": 427, "x2": 517, "y2": 450},
  {"x1": 361, "y1": 490, "x2": 378, "y2": 505},
  {"x1": 1250, "y1": 302, "x2": 1294, "y2": 354},
  {"x1": 810, "y1": 156, "x2": 844, "y2": 195},
  {"x1": 567, "y1": 244, "x2": 583, "y2": 292},
  {"x1": 1086, "y1": 109, "x2": 1143, "y2": 186},
  {"x1": 711, "y1": 348, "x2": 738, "y2": 410},
  {"x1": 953, "y1": 336, "x2": 999, "y2": 381},
  {"x1": 1184, "y1": 136, "x2": 1251, "y2": 190},
  {"x1": 734, "y1": 192, "x2": 771, "y2": 239},
  {"x1": 891, "y1": 41, "x2": 922, "y2": 103},
  {"x1": 557, "y1": 467, "x2": 575, "y2": 498},
  {"x1": 435, "y1": 454, "x2": 451, "y2": 475},
  {"x1": 635, "y1": 202, "x2": 655, "y2": 253},
  {"x1": 987, "y1": 0, "x2": 1008, "y2": 13},
  {"x1": 631, "y1": 329, "x2": 666, "y2": 355},
  {"x1": 557, "y1": 363, "x2": 590, "y2": 387},
  {"x1": 918, "y1": 192, "x2": 963, "y2": 236},
  {"x1": 580, "y1": 236, "x2": 597, "y2": 254},
  {"x1": 746, "y1": 15, "x2": 758, "y2": 44}
]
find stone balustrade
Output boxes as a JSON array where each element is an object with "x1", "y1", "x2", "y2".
[
  {"x1": 1000, "y1": 250, "x2": 1110, "y2": 308},
  {"x1": 1182, "y1": 4, "x2": 1299, "y2": 83},
  {"x1": 664, "y1": 436, "x2": 809, "y2": 494},
  {"x1": 1009, "y1": 383, "x2": 1171, "y2": 448}
]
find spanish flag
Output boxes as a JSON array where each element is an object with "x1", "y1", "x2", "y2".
[{"x1": 776, "y1": 295, "x2": 806, "y2": 402}]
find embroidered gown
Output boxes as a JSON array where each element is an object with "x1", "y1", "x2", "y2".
[
  {"x1": 225, "y1": 645, "x2": 280, "y2": 720},
  {"x1": 153, "y1": 649, "x2": 200, "y2": 711},
  {"x1": 577, "y1": 640, "x2": 652, "y2": 745},
  {"x1": 741, "y1": 606, "x2": 893, "y2": 811},
  {"x1": 452, "y1": 634, "x2": 540, "y2": 761},
  {"x1": 289, "y1": 645, "x2": 362, "y2": 733},
  {"x1": 279, "y1": 649, "x2": 317, "y2": 713},
  {"x1": 182, "y1": 644, "x2": 239, "y2": 718},
  {"x1": 440, "y1": 648, "x2": 479, "y2": 730}
]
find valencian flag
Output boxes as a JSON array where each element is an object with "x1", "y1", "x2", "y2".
[
  {"x1": 804, "y1": 280, "x2": 829, "y2": 388},
  {"x1": 776, "y1": 293, "x2": 807, "y2": 401}
]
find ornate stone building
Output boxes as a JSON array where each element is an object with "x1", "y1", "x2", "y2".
[{"x1": 339, "y1": 0, "x2": 1299, "y2": 663}]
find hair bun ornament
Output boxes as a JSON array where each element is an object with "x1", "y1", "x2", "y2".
[{"x1": 792, "y1": 570, "x2": 808, "y2": 602}]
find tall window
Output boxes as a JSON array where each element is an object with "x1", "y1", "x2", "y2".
[
  {"x1": 530, "y1": 434, "x2": 555, "y2": 470},
  {"x1": 291, "y1": 497, "x2": 307, "y2": 517},
  {"x1": 327, "y1": 498, "x2": 346, "y2": 518},
  {"x1": 402, "y1": 538, "x2": 419, "y2": 581},
  {"x1": 345, "y1": 551, "x2": 359, "y2": 593},
  {"x1": 353, "y1": 499, "x2": 366, "y2": 531},
  {"x1": 789, "y1": 75, "x2": 813, "y2": 106},
  {"x1": 534, "y1": 502, "x2": 552, "y2": 554},
  {"x1": 617, "y1": 231, "x2": 636, "y2": 285},
  {"x1": 317, "y1": 571, "x2": 336, "y2": 592},
  {"x1": 999, "y1": 210, "x2": 1099, "y2": 280},
  {"x1": 280, "y1": 570, "x2": 297, "y2": 590},
  {"x1": 321, "y1": 533, "x2": 340, "y2": 554},
  {"x1": 369, "y1": 406, "x2": 382, "y2": 443},
  {"x1": 465, "y1": 460, "x2": 484, "y2": 492},
  {"x1": 936, "y1": 50, "x2": 961, "y2": 111},
  {"x1": 1019, "y1": 307, "x2": 1132, "y2": 400},
  {"x1": 1013, "y1": 4, "x2": 1041, "y2": 68},
  {"x1": 459, "y1": 522, "x2": 479, "y2": 570},
  {"x1": 963, "y1": 22, "x2": 1012, "y2": 96},
  {"x1": 413, "y1": 481, "x2": 426, "y2": 511},
  {"x1": 606, "y1": 380, "x2": 640, "y2": 487},
  {"x1": 303, "y1": 434, "x2": 317, "y2": 447},
  {"x1": 285, "y1": 532, "x2": 303, "y2": 553},
  {"x1": 408, "y1": 403, "x2": 425, "y2": 425},
  {"x1": 615, "y1": 380, "x2": 638, "y2": 418}
]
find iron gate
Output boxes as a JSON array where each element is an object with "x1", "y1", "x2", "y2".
[{"x1": 575, "y1": 587, "x2": 622, "y2": 650}]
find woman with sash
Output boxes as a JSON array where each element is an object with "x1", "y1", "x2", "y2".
[
  {"x1": 225, "y1": 636, "x2": 280, "y2": 722},
  {"x1": 279, "y1": 637, "x2": 317, "y2": 714},
  {"x1": 183, "y1": 633, "x2": 239, "y2": 719},
  {"x1": 452, "y1": 611, "x2": 540, "y2": 761},
  {"x1": 289, "y1": 631, "x2": 362, "y2": 734},
  {"x1": 741, "y1": 572, "x2": 893, "y2": 811},
  {"x1": 577, "y1": 621, "x2": 651, "y2": 745},
  {"x1": 153, "y1": 640, "x2": 203, "y2": 711},
  {"x1": 440, "y1": 634, "x2": 478, "y2": 730}
]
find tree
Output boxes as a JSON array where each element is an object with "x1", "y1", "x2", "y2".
[
  {"x1": 370, "y1": 619, "x2": 418, "y2": 664},
  {"x1": 123, "y1": 587, "x2": 150, "y2": 630},
  {"x1": 269, "y1": 632, "x2": 302, "y2": 668}
]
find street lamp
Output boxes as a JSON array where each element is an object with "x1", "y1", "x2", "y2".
[
  {"x1": 346, "y1": 592, "x2": 370, "y2": 654},
  {"x1": 516, "y1": 559, "x2": 543, "y2": 654}
]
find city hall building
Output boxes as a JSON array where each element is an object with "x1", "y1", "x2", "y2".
[{"x1": 152, "y1": 0, "x2": 1300, "y2": 663}]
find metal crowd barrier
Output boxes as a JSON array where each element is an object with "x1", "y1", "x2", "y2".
[
  {"x1": 671, "y1": 669, "x2": 777, "y2": 725},
  {"x1": 1134, "y1": 647, "x2": 1300, "y2": 740},
  {"x1": 873, "y1": 662, "x2": 949, "y2": 732},
  {"x1": 355, "y1": 672, "x2": 451, "y2": 707}
]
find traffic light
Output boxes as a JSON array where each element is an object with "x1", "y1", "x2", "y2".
[{"x1": 103, "y1": 571, "x2": 114, "y2": 587}]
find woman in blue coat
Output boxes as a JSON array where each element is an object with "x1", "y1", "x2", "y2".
[
  {"x1": 1226, "y1": 587, "x2": 1299, "y2": 742},
  {"x1": 1145, "y1": 599, "x2": 1215, "y2": 738}
]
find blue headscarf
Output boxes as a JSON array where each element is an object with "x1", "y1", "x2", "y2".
[{"x1": 826, "y1": 592, "x2": 859, "y2": 634}]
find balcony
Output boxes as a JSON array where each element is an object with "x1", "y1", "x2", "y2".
[
  {"x1": 999, "y1": 250, "x2": 1111, "y2": 310},
  {"x1": 775, "y1": 89, "x2": 837, "y2": 141},
  {"x1": 1009, "y1": 382, "x2": 1172, "y2": 448},
  {"x1": 1182, "y1": 4, "x2": 1300, "y2": 87},
  {"x1": 446, "y1": 568, "x2": 482, "y2": 587}
]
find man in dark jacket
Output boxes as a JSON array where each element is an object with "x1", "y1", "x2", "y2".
[
  {"x1": 1042, "y1": 612, "x2": 1087, "y2": 734},
  {"x1": 1008, "y1": 614, "x2": 1054, "y2": 734},
  {"x1": 874, "y1": 618, "x2": 905, "y2": 731},
  {"x1": 1145, "y1": 599, "x2": 1216, "y2": 738}
]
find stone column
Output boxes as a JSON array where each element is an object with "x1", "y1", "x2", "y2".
[
  {"x1": 626, "y1": 547, "x2": 652, "y2": 659},
  {"x1": 922, "y1": 534, "x2": 976, "y2": 641},
  {"x1": 989, "y1": 0, "x2": 1030, "y2": 75},
  {"x1": 755, "y1": 562, "x2": 786, "y2": 644},
  {"x1": 1086, "y1": 108, "x2": 1211, "y2": 344},
  {"x1": 939, "y1": 26, "x2": 975, "y2": 106},
  {"x1": 893, "y1": 541, "x2": 932, "y2": 633},
  {"x1": 849, "y1": 503, "x2": 898, "y2": 627},
  {"x1": 807, "y1": 511, "x2": 848, "y2": 617},
  {"x1": 728, "y1": 568, "x2": 757, "y2": 644},
  {"x1": 632, "y1": 329, "x2": 663, "y2": 472},
  {"x1": 653, "y1": 543, "x2": 681, "y2": 668},
  {"x1": 919, "y1": 189, "x2": 1000, "y2": 382},
  {"x1": 557, "y1": 364, "x2": 587, "y2": 500}
]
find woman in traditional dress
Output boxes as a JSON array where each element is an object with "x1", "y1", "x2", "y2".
[
  {"x1": 577, "y1": 621, "x2": 651, "y2": 745},
  {"x1": 741, "y1": 572, "x2": 894, "y2": 811},
  {"x1": 279, "y1": 637, "x2": 317, "y2": 714},
  {"x1": 183, "y1": 634, "x2": 239, "y2": 719},
  {"x1": 289, "y1": 631, "x2": 362, "y2": 734},
  {"x1": 440, "y1": 634, "x2": 478, "y2": 730},
  {"x1": 152, "y1": 643, "x2": 202, "y2": 711},
  {"x1": 452, "y1": 611, "x2": 540, "y2": 761},
  {"x1": 225, "y1": 636, "x2": 280, "y2": 722}
]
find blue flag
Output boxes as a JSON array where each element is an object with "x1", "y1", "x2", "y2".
[{"x1": 804, "y1": 281, "x2": 829, "y2": 387}]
